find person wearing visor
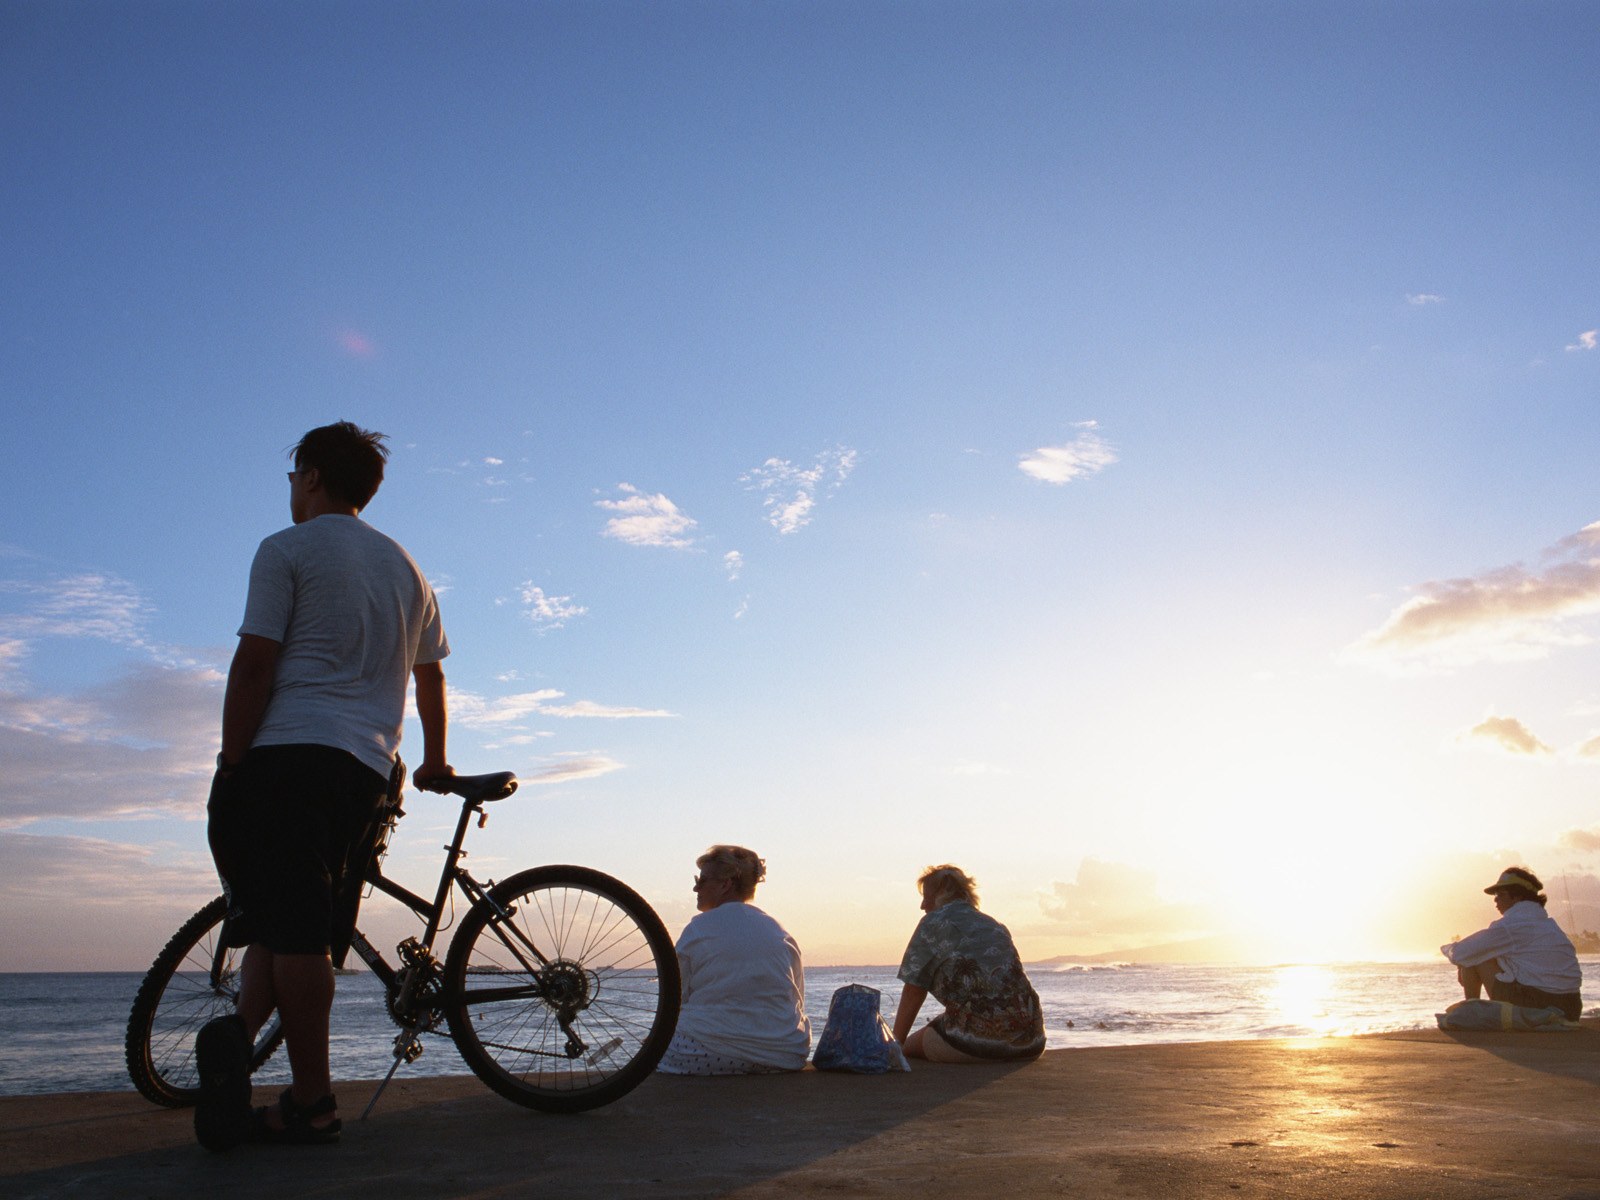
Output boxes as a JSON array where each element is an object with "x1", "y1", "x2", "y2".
[{"x1": 1441, "y1": 867, "x2": 1583, "y2": 1021}]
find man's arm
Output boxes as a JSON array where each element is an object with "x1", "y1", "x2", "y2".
[
  {"x1": 1441, "y1": 919, "x2": 1511, "y2": 967},
  {"x1": 892, "y1": 983, "x2": 927, "y2": 1043},
  {"x1": 411, "y1": 660, "x2": 454, "y2": 787},
  {"x1": 220, "y1": 633, "x2": 281, "y2": 766}
]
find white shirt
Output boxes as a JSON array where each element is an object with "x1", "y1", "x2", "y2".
[
  {"x1": 239, "y1": 514, "x2": 448, "y2": 777},
  {"x1": 1441, "y1": 899, "x2": 1583, "y2": 994},
  {"x1": 672, "y1": 901, "x2": 811, "y2": 1069}
]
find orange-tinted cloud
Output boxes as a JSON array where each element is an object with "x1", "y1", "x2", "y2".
[
  {"x1": 1461, "y1": 714, "x2": 1553, "y2": 757},
  {"x1": 1350, "y1": 522, "x2": 1600, "y2": 668}
]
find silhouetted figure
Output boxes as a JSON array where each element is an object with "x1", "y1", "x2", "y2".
[
  {"x1": 1441, "y1": 866, "x2": 1583, "y2": 1021},
  {"x1": 196, "y1": 422, "x2": 454, "y2": 1150},
  {"x1": 656, "y1": 845, "x2": 811, "y2": 1074},
  {"x1": 892, "y1": 864, "x2": 1045, "y2": 1062}
]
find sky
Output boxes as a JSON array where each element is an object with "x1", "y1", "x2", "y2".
[{"x1": 3, "y1": 0, "x2": 1599, "y2": 972}]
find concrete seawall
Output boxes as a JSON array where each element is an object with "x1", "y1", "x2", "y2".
[{"x1": 5, "y1": 1025, "x2": 1599, "y2": 1198}]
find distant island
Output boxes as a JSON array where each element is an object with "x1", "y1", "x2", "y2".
[{"x1": 1033, "y1": 935, "x2": 1248, "y2": 966}]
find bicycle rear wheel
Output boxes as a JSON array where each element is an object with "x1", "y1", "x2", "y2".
[
  {"x1": 443, "y1": 865, "x2": 679, "y2": 1113},
  {"x1": 125, "y1": 896, "x2": 285, "y2": 1107}
]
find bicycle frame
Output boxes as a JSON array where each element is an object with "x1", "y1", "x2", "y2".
[
  {"x1": 127, "y1": 765, "x2": 679, "y2": 1116},
  {"x1": 345, "y1": 793, "x2": 501, "y2": 992},
  {"x1": 342, "y1": 780, "x2": 555, "y2": 1038}
]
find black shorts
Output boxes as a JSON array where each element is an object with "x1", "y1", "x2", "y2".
[
  {"x1": 1487, "y1": 977, "x2": 1583, "y2": 1022},
  {"x1": 207, "y1": 744, "x2": 389, "y2": 962}
]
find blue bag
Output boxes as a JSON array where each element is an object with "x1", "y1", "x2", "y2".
[{"x1": 811, "y1": 984, "x2": 911, "y2": 1073}]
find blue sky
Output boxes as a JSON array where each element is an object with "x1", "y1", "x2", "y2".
[{"x1": 3, "y1": 1, "x2": 1599, "y2": 970}]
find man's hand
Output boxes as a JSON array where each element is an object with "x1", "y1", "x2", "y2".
[{"x1": 412, "y1": 762, "x2": 457, "y2": 792}]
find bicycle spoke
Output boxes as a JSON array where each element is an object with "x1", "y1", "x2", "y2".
[{"x1": 445, "y1": 867, "x2": 678, "y2": 1111}]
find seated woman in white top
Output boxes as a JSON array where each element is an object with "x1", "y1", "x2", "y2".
[
  {"x1": 657, "y1": 845, "x2": 812, "y2": 1075},
  {"x1": 1441, "y1": 866, "x2": 1583, "y2": 1020}
]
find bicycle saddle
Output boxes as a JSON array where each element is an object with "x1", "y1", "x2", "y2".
[{"x1": 416, "y1": 771, "x2": 518, "y2": 803}]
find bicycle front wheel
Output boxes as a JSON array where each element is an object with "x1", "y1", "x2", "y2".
[
  {"x1": 443, "y1": 865, "x2": 679, "y2": 1113},
  {"x1": 124, "y1": 896, "x2": 285, "y2": 1107}
]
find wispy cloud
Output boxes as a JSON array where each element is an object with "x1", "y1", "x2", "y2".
[
  {"x1": 596, "y1": 484, "x2": 698, "y2": 548},
  {"x1": 0, "y1": 662, "x2": 222, "y2": 828},
  {"x1": 517, "y1": 583, "x2": 586, "y2": 632},
  {"x1": 0, "y1": 832, "x2": 221, "y2": 968},
  {"x1": 1576, "y1": 734, "x2": 1600, "y2": 761},
  {"x1": 523, "y1": 753, "x2": 624, "y2": 785},
  {"x1": 1406, "y1": 293, "x2": 1445, "y2": 306},
  {"x1": 1560, "y1": 826, "x2": 1600, "y2": 853},
  {"x1": 1349, "y1": 522, "x2": 1600, "y2": 668},
  {"x1": 448, "y1": 687, "x2": 675, "y2": 729},
  {"x1": 0, "y1": 832, "x2": 211, "y2": 904},
  {"x1": 1566, "y1": 330, "x2": 1598, "y2": 352},
  {"x1": 723, "y1": 551, "x2": 743, "y2": 581},
  {"x1": 741, "y1": 446, "x2": 857, "y2": 535},
  {"x1": 537, "y1": 698, "x2": 675, "y2": 719},
  {"x1": 1460, "y1": 714, "x2": 1552, "y2": 757},
  {"x1": 1033, "y1": 859, "x2": 1212, "y2": 942},
  {"x1": 1018, "y1": 422, "x2": 1118, "y2": 485},
  {"x1": 0, "y1": 573, "x2": 154, "y2": 649}
]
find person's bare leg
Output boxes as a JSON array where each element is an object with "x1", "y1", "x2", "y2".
[
  {"x1": 1458, "y1": 959, "x2": 1500, "y2": 1000},
  {"x1": 918, "y1": 1024, "x2": 988, "y2": 1064},
  {"x1": 262, "y1": 950, "x2": 338, "y2": 1129},
  {"x1": 902, "y1": 1026, "x2": 929, "y2": 1059},
  {"x1": 237, "y1": 944, "x2": 277, "y2": 1037}
]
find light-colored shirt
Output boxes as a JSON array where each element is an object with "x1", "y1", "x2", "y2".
[
  {"x1": 671, "y1": 901, "x2": 811, "y2": 1070},
  {"x1": 239, "y1": 514, "x2": 449, "y2": 777},
  {"x1": 1440, "y1": 899, "x2": 1583, "y2": 994}
]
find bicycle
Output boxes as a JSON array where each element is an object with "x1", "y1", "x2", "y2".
[{"x1": 125, "y1": 766, "x2": 680, "y2": 1114}]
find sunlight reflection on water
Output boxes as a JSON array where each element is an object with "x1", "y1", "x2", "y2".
[{"x1": 1266, "y1": 964, "x2": 1338, "y2": 1035}]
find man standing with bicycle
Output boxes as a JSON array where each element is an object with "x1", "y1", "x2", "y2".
[{"x1": 196, "y1": 421, "x2": 453, "y2": 1150}]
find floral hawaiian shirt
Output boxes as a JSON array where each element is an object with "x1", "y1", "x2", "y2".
[{"x1": 898, "y1": 901, "x2": 1045, "y2": 1060}]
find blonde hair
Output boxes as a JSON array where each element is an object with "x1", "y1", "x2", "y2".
[
  {"x1": 917, "y1": 864, "x2": 978, "y2": 909},
  {"x1": 697, "y1": 845, "x2": 766, "y2": 901}
]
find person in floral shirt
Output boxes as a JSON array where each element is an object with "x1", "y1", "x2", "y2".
[{"x1": 892, "y1": 864, "x2": 1045, "y2": 1062}]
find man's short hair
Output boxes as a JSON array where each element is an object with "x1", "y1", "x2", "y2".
[{"x1": 292, "y1": 421, "x2": 389, "y2": 510}]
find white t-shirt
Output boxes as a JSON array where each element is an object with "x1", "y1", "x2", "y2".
[
  {"x1": 672, "y1": 901, "x2": 811, "y2": 1069},
  {"x1": 239, "y1": 514, "x2": 449, "y2": 777},
  {"x1": 1441, "y1": 899, "x2": 1583, "y2": 994}
]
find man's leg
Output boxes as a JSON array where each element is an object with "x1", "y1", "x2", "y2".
[
  {"x1": 237, "y1": 944, "x2": 277, "y2": 1036},
  {"x1": 1458, "y1": 958, "x2": 1501, "y2": 1000},
  {"x1": 277, "y1": 951, "x2": 336, "y2": 1101},
  {"x1": 258, "y1": 950, "x2": 338, "y2": 1130}
]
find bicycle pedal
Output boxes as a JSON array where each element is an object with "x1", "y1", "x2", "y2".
[
  {"x1": 586, "y1": 1036, "x2": 624, "y2": 1066},
  {"x1": 392, "y1": 1033, "x2": 425, "y2": 1064}
]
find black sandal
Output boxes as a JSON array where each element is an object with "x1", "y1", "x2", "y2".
[{"x1": 252, "y1": 1088, "x2": 342, "y2": 1145}]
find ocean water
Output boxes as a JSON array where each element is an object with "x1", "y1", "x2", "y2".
[{"x1": 4, "y1": 959, "x2": 1594, "y2": 1098}]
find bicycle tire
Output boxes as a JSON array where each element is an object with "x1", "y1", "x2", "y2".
[
  {"x1": 125, "y1": 895, "x2": 285, "y2": 1107},
  {"x1": 443, "y1": 865, "x2": 680, "y2": 1113}
]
